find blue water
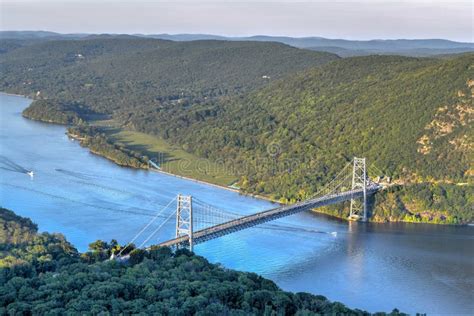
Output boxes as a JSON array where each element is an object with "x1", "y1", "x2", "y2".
[{"x1": 1, "y1": 94, "x2": 473, "y2": 314}]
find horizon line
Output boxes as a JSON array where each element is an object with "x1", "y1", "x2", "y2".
[{"x1": 1, "y1": 29, "x2": 473, "y2": 44}]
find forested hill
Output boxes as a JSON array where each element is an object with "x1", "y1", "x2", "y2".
[
  {"x1": 0, "y1": 37, "x2": 472, "y2": 224},
  {"x1": 149, "y1": 54, "x2": 473, "y2": 223},
  {"x1": 156, "y1": 54, "x2": 473, "y2": 183},
  {"x1": 1, "y1": 31, "x2": 472, "y2": 57},
  {"x1": 0, "y1": 207, "x2": 406, "y2": 315},
  {"x1": 0, "y1": 37, "x2": 338, "y2": 114}
]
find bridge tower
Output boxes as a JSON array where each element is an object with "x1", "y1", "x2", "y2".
[
  {"x1": 176, "y1": 194, "x2": 193, "y2": 251},
  {"x1": 349, "y1": 157, "x2": 368, "y2": 222}
]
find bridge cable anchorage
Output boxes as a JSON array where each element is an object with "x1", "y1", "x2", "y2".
[
  {"x1": 367, "y1": 163, "x2": 387, "y2": 186},
  {"x1": 117, "y1": 195, "x2": 177, "y2": 258},
  {"x1": 349, "y1": 157, "x2": 368, "y2": 222}
]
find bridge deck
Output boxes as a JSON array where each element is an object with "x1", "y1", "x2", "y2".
[{"x1": 154, "y1": 185, "x2": 380, "y2": 248}]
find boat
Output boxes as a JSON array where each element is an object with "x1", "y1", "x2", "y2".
[
  {"x1": 27, "y1": 171, "x2": 34, "y2": 178},
  {"x1": 348, "y1": 214, "x2": 360, "y2": 221}
]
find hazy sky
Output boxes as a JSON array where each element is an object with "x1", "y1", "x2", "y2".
[{"x1": 1, "y1": 0, "x2": 472, "y2": 41}]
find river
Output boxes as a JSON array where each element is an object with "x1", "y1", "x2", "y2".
[{"x1": 0, "y1": 93, "x2": 472, "y2": 314}]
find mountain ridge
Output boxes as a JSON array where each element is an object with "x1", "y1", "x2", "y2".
[{"x1": 1, "y1": 31, "x2": 472, "y2": 57}]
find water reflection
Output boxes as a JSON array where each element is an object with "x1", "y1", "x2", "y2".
[{"x1": 347, "y1": 221, "x2": 365, "y2": 294}]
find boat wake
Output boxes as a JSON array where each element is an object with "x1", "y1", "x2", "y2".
[
  {"x1": 0, "y1": 155, "x2": 32, "y2": 176},
  {"x1": 55, "y1": 168, "x2": 99, "y2": 180}
]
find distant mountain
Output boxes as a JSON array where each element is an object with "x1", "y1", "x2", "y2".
[
  {"x1": 144, "y1": 33, "x2": 229, "y2": 41},
  {"x1": 243, "y1": 36, "x2": 474, "y2": 50},
  {"x1": 306, "y1": 46, "x2": 474, "y2": 58},
  {"x1": 1, "y1": 31, "x2": 472, "y2": 57},
  {"x1": 0, "y1": 30, "x2": 63, "y2": 39},
  {"x1": 0, "y1": 37, "x2": 338, "y2": 113},
  {"x1": 0, "y1": 30, "x2": 88, "y2": 40},
  {"x1": 147, "y1": 34, "x2": 474, "y2": 56}
]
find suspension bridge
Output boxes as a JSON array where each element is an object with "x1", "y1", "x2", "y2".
[{"x1": 117, "y1": 157, "x2": 383, "y2": 256}]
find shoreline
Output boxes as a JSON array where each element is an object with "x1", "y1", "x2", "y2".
[
  {"x1": 1, "y1": 92, "x2": 29, "y2": 98},
  {"x1": 66, "y1": 131, "x2": 281, "y2": 205},
  {"x1": 70, "y1": 133, "x2": 474, "y2": 226},
  {"x1": 149, "y1": 168, "x2": 281, "y2": 203},
  {"x1": 3, "y1": 92, "x2": 469, "y2": 226},
  {"x1": 3, "y1": 91, "x2": 277, "y2": 205},
  {"x1": 63, "y1": 134, "x2": 474, "y2": 226}
]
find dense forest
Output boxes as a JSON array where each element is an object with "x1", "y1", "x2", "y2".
[
  {"x1": 319, "y1": 183, "x2": 473, "y2": 224},
  {"x1": 1, "y1": 31, "x2": 473, "y2": 57},
  {"x1": 132, "y1": 54, "x2": 473, "y2": 223},
  {"x1": 68, "y1": 125, "x2": 149, "y2": 169},
  {"x1": 0, "y1": 37, "x2": 338, "y2": 114},
  {"x1": 22, "y1": 99, "x2": 91, "y2": 125},
  {"x1": 0, "y1": 208, "x2": 408, "y2": 315},
  {"x1": 157, "y1": 55, "x2": 472, "y2": 187},
  {"x1": 372, "y1": 184, "x2": 473, "y2": 224},
  {"x1": 0, "y1": 37, "x2": 472, "y2": 224}
]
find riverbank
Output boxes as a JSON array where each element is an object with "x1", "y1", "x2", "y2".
[
  {"x1": 39, "y1": 120, "x2": 474, "y2": 225},
  {"x1": 11, "y1": 93, "x2": 472, "y2": 225},
  {"x1": 65, "y1": 129, "x2": 474, "y2": 226},
  {"x1": 66, "y1": 127, "x2": 281, "y2": 205},
  {"x1": 0, "y1": 92, "x2": 28, "y2": 98}
]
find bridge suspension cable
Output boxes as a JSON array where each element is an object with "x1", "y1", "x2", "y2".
[
  {"x1": 138, "y1": 205, "x2": 177, "y2": 249},
  {"x1": 118, "y1": 195, "x2": 177, "y2": 257},
  {"x1": 117, "y1": 157, "x2": 381, "y2": 252},
  {"x1": 308, "y1": 159, "x2": 354, "y2": 199},
  {"x1": 193, "y1": 197, "x2": 242, "y2": 229},
  {"x1": 193, "y1": 197, "x2": 337, "y2": 236}
]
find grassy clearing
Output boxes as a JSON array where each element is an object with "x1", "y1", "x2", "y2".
[{"x1": 104, "y1": 128, "x2": 238, "y2": 187}]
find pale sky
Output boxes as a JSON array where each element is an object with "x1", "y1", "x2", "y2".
[{"x1": 0, "y1": 0, "x2": 472, "y2": 42}]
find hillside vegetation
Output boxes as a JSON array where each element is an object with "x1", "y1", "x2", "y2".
[
  {"x1": 0, "y1": 208, "x2": 406, "y2": 315},
  {"x1": 162, "y1": 55, "x2": 472, "y2": 183},
  {"x1": 1, "y1": 31, "x2": 473, "y2": 57},
  {"x1": 0, "y1": 37, "x2": 338, "y2": 116},
  {"x1": 0, "y1": 207, "x2": 76, "y2": 269},
  {"x1": 0, "y1": 37, "x2": 472, "y2": 224},
  {"x1": 147, "y1": 54, "x2": 473, "y2": 223},
  {"x1": 22, "y1": 99, "x2": 90, "y2": 124}
]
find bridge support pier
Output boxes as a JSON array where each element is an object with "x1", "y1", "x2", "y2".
[
  {"x1": 349, "y1": 157, "x2": 367, "y2": 221},
  {"x1": 176, "y1": 194, "x2": 193, "y2": 251}
]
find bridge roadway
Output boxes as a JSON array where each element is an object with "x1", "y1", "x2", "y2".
[{"x1": 154, "y1": 184, "x2": 381, "y2": 248}]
